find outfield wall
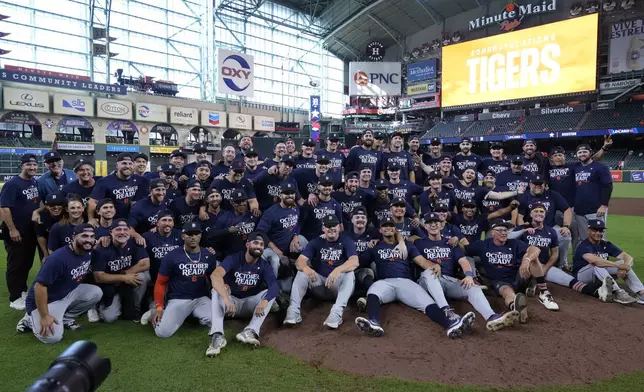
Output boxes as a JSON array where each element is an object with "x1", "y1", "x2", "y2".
[{"x1": 611, "y1": 171, "x2": 644, "y2": 183}]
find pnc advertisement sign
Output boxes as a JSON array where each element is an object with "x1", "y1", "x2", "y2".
[
  {"x1": 442, "y1": 13, "x2": 598, "y2": 108},
  {"x1": 217, "y1": 48, "x2": 254, "y2": 98},
  {"x1": 349, "y1": 62, "x2": 401, "y2": 96}
]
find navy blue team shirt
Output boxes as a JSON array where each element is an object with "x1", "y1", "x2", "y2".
[
  {"x1": 466, "y1": 238, "x2": 528, "y2": 282},
  {"x1": 517, "y1": 189, "x2": 569, "y2": 227},
  {"x1": 0, "y1": 175, "x2": 40, "y2": 233},
  {"x1": 359, "y1": 240, "x2": 421, "y2": 280},
  {"x1": 220, "y1": 251, "x2": 278, "y2": 300},
  {"x1": 519, "y1": 227, "x2": 558, "y2": 265},
  {"x1": 90, "y1": 174, "x2": 146, "y2": 219},
  {"x1": 414, "y1": 237, "x2": 465, "y2": 277},
  {"x1": 92, "y1": 239, "x2": 148, "y2": 274},
  {"x1": 158, "y1": 247, "x2": 217, "y2": 300},
  {"x1": 47, "y1": 222, "x2": 77, "y2": 251},
  {"x1": 572, "y1": 239, "x2": 622, "y2": 275},
  {"x1": 345, "y1": 147, "x2": 380, "y2": 181},
  {"x1": 128, "y1": 198, "x2": 169, "y2": 233},
  {"x1": 572, "y1": 161, "x2": 612, "y2": 215},
  {"x1": 256, "y1": 204, "x2": 300, "y2": 253},
  {"x1": 143, "y1": 229, "x2": 183, "y2": 282},
  {"x1": 301, "y1": 235, "x2": 357, "y2": 277}
]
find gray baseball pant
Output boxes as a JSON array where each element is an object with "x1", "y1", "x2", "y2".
[
  {"x1": 417, "y1": 269, "x2": 450, "y2": 308},
  {"x1": 553, "y1": 226, "x2": 572, "y2": 268},
  {"x1": 576, "y1": 260, "x2": 644, "y2": 294},
  {"x1": 288, "y1": 270, "x2": 355, "y2": 318},
  {"x1": 30, "y1": 284, "x2": 103, "y2": 344},
  {"x1": 367, "y1": 278, "x2": 435, "y2": 311},
  {"x1": 572, "y1": 212, "x2": 607, "y2": 251},
  {"x1": 99, "y1": 272, "x2": 151, "y2": 323},
  {"x1": 465, "y1": 257, "x2": 481, "y2": 277},
  {"x1": 545, "y1": 266, "x2": 575, "y2": 286},
  {"x1": 210, "y1": 289, "x2": 275, "y2": 336},
  {"x1": 262, "y1": 235, "x2": 309, "y2": 277},
  {"x1": 154, "y1": 297, "x2": 212, "y2": 338},
  {"x1": 437, "y1": 275, "x2": 495, "y2": 320}
]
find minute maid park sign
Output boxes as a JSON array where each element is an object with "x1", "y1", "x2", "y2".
[{"x1": 468, "y1": 0, "x2": 557, "y2": 32}]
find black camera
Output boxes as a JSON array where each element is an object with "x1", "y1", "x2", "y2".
[{"x1": 26, "y1": 341, "x2": 111, "y2": 392}]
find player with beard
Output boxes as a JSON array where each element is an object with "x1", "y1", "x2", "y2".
[
  {"x1": 390, "y1": 198, "x2": 424, "y2": 241},
  {"x1": 512, "y1": 204, "x2": 614, "y2": 303},
  {"x1": 386, "y1": 163, "x2": 423, "y2": 207},
  {"x1": 301, "y1": 174, "x2": 344, "y2": 240},
  {"x1": 373, "y1": 131, "x2": 386, "y2": 152},
  {"x1": 60, "y1": 159, "x2": 97, "y2": 207},
  {"x1": 451, "y1": 137, "x2": 482, "y2": 179},
  {"x1": 367, "y1": 179, "x2": 416, "y2": 228},
  {"x1": 242, "y1": 148, "x2": 264, "y2": 182},
  {"x1": 157, "y1": 163, "x2": 181, "y2": 201},
  {"x1": 37, "y1": 194, "x2": 66, "y2": 259},
  {"x1": 416, "y1": 212, "x2": 520, "y2": 331},
  {"x1": 92, "y1": 219, "x2": 151, "y2": 322},
  {"x1": 180, "y1": 143, "x2": 212, "y2": 181},
  {"x1": 332, "y1": 172, "x2": 370, "y2": 222},
  {"x1": 209, "y1": 189, "x2": 259, "y2": 259},
  {"x1": 496, "y1": 156, "x2": 536, "y2": 193},
  {"x1": 263, "y1": 140, "x2": 287, "y2": 170},
  {"x1": 88, "y1": 153, "x2": 146, "y2": 221},
  {"x1": 458, "y1": 169, "x2": 524, "y2": 216},
  {"x1": 520, "y1": 140, "x2": 547, "y2": 177},
  {"x1": 207, "y1": 233, "x2": 278, "y2": 356},
  {"x1": 237, "y1": 135, "x2": 254, "y2": 157},
  {"x1": 285, "y1": 215, "x2": 358, "y2": 329},
  {"x1": 380, "y1": 132, "x2": 415, "y2": 182},
  {"x1": 93, "y1": 199, "x2": 116, "y2": 241},
  {"x1": 295, "y1": 139, "x2": 317, "y2": 169},
  {"x1": 480, "y1": 143, "x2": 510, "y2": 175},
  {"x1": 419, "y1": 171, "x2": 457, "y2": 215},
  {"x1": 200, "y1": 188, "x2": 232, "y2": 237},
  {"x1": 292, "y1": 154, "x2": 331, "y2": 201},
  {"x1": 257, "y1": 183, "x2": 308, "y2": 278},
  {"x1": 255, "y1": 155, "x2": 301, "y2": 211},
  {"x1": 571, "y1": 144, "x2": 613, "y2": 250},
  {"x1": 210, "y1": 160, "x2": 259, "y2": 214},
  {"x1": 48, "y1": 196, "x2": 86, "y2": 253},
  {"x1": 347, "y1": 207, "x2": 380, "y2": 310},
  {"x1": 129, "y1": 179, "x2": 169, "y2": 239},
  {"x1": 355, "y1": 217, "x2": 475, "y2": 338},
  {"x1": 345, "y1": 129, "x2": 381, "y2": 182},
  {"x1": 169, "y1": 149, "x2": 187, "y2": 177},
  {"x1": 357, "y1": 165, "x2": 376, "y2": 197},
  {"x1": 212, "y1": 145, "x2": 237, "y2": 178},
  {"x1": 170, "y1": 179, "x2": 202, "y2": 225},
  {"x1": 16, "y1": 224, "x2": 102, "y2": 343},
  {"x1": 474, "y1": 171, "x2": 518, "y2": 222},
  {"x1": 317, "y1": 133, "x2": 345, "y2": 184}
]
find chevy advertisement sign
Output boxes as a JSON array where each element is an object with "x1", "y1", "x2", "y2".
[
  {"x1": 406, "y1": 59, "x2": 437, "y2": 82},
  {"x1": 349, "y1": 62, "x2": 401, "y2": 96}
]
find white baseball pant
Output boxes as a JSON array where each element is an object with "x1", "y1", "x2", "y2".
[
  {"x1": 154, "y1": 297, "x2": 212, "y2": 338},
  {"x1": 576, "y1": 260, "x2": 644, "y2": 294},
  {"x1": 436, "y1": 275, "x2": 495, "y2": 320},
  {"x1": 210, "y1": 289, "x2": 275, "y2": 336},
  {"x1": 367, "y1": 278, "x2": 435, "y2": 311},
  {"x1": 288, "y1": 270, "x2": 355, "y2": 318}
]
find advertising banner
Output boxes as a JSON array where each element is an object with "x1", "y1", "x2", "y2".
[
  {"x1": 478, "y1": 109, "x2": 524, "y2": 120},
  {"x1": 442, "y1": 13, "x2": 599, "y2": 107},
  {"x1": 349, "y1": 62, "x2": 402, "y2": 96},
  {"x1": 609, "y1": 19, "x2": 644, "y2": 74},
  {"x1": 3, "y1": 87, "x2": 50, "y2": 113},
  {"x1": 406, "y1": 81, "x2": 436, "y2": 96},
  {"x1": 96, "y1": 98, "x2": 132, "y2": 120},
  {"x1": 53, "y1": 93, "x2": 93, "y2": 116},
  {"x1": 169, "y1": 106, "x2": 198, "y2": 125},
  {"x1": 610, "y1": 171, "x2": 623, "y2": 182},
  {"x1": 631, "y1": 171, "x2": 644, "y2": 183},
  {"x1": 229, "y1": 113, "x2": 252, "y2": 130},
  {"x1": 310, "y1": 95, "x2": 321, "y2": 141},
  {"x1": 406, "y1": 59, "x2": 437, "y2": 82},
  {"x1": 136, "y1": 103, "x2": 167, "y2": 122},
  {"x1": 55, "y1": 142, "x2": 94, "y2": 151},
  {"x1": 150, "y1": 146, "x2": 176, "y2": 154},
  {"x1": 217, "y1": 48, "x2": 254, "y2": 98},
  {"x1": 59, "y1": 116, "x2": 92, "y2": 128},
  {"x1": 599, "y1": 79, "x2": 641, "y2": 94},
  {"x1": 106, "y1": 145, "x2": 139, "y2": 153},
  {"x1": 0, "y1": 69, "x2": 127, "y2": 94},
  {"x1": 200, "y1": 110, "x2": 227, "y2": 127},
  {"x1": 254, "y1": 115, "x2": 275, "y2": 132},
  {"x1": 454, "y1": 114, "x2": 475, "y2": 122},
  {"x1": 529, "y1": 104, "x2": 586, "y2": 116}
]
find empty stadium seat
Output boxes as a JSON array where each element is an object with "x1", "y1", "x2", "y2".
[
  {"x1": 464, "y1": 119, "x2": 521, "y2": 137},
  {"x1": 580, "y1": 104, "x2": 644, "y2": 130},
  {"x1": 520, "y1": 113, "x2": 585, "y2": 133}
]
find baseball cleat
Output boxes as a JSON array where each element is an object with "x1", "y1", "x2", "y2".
[
  {"x1": 538, "y1": 291, "x2": 560, "y2": 311},
  {"x1": 525, "y1": 278, "x2": 537, "y2": 297},
  {"x1": 206, "y1": 333, "x2": 227, "y2": 357},
  {"x1": 87, "y1": 308, "x2": 100, "y2": 323},
  {"x1": 64, "y1": 321, "x2": 84, "y2": 331},
  {"x1": 355, "y1": 317, "x2": 384, "y2": 337},
  {"x1": 636, "y1": 294, "x2": 644, "y2": 305},
  {"x1": 442, "y1": 307, "x2": 461, "y2": 323},
  {"x1": 613, "y1": 289, "x2": 637, "y2": 305},
  {"x1": 9, "y1": 297, "x2": 26, "y2": 311},
  {"x1": 597, "y1": 276, "x2": 614, "y2": 303},
  {"x1": 236, "y1": 328, "x2": 260, "y2": 347},
  {"x1": 139, "y1": 309, "x2": 152, "y2": 325},
  {"x1": 519, "y1": 307, "x2": 528, "y2": 323},
  {"x1": 460, "y1": 311, "x2": 476, "y2": 333},
  {"x1": 356, "y1": 297, "x2": 367, "y2": 313},
  {"x1": 323, "y1": 313, "x2": 343, "y2": 329},
  {"x1": 16, "y1": 313, "x2": 32, "y2": 333},
  {"x1": 513, "y1": 293, "x2": 527, "y2": 312},
  {"x1": 446, "y1": 312, "x2": 474, "y2": 339},
  {"x1": 486, "y1": 311, "x2": 520, "y2": 331},
  {"x1": 283, "y1": 309, "x2": 302, "y2": 326}
]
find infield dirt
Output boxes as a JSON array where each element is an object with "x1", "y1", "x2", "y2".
[{"x1": 610, "y1": 198, "x2": 644, "y2": 217}]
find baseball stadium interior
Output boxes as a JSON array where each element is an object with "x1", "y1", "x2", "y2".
[{"x1": 2, "y1": 0, "x2": 644, "y2": 391}]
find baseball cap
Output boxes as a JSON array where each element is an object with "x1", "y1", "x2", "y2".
[
  {"x1": 196, "y1": 160, "x2": 212, "y2": 169},
  {"x1": 483, "y1": 170, "x2": 496, "y2": 178},
  {"x1": 232, "y1": 188, "x2": 248, "y2": 202},
  {"x1": 150, "y1": 179, "x2": 166, "y2": 191},
  {"x1": 391, "y1": 131, "x2": 404, "y2": 139},
  {"x1": 428, "y1": 171, "x2": 442, "y2": 180},
  {"x1": 374, "y1": 131, "x2": 385, "y2": 139},
  {"x1": 430, "y1": 137, "x2": 442, "y2": 146},
  {"x1": 409, "y1": 135, "x2": 420, "y2": 141},
  {"x1": 316, "y1": 154, "x2": 330, "y2": 164},
  {"x1": 280, "y1": 182, "x2": 296, "y2": 193},
  {"x1": 390, "y1": 197, "x2": 407, "y2": 207},
  {"x1": 45, "y1": 193, "x2": 65, "y2": 206},
  {"x1": 318, "y1": 174, "x2": 334, "y2": 185},
  {"x1": 358, "y1": 163, "x2": 372, "y2": 172},
  {"x1": 182, "y1": 221, "x2": 202, "y2": 234},
  {"x1": 280, "y1": 155, "x2": 296, "y2": 166},
  {"x1": 380, "y1": 217, "x2": 396, "y2": 227},
  {"x1": 328, "y1": 133, "x2": 341, "y2": 141},
  {"x1": 193, "y1": 143, "x2": 208, "y2": 153},
  {"x1": 170, "y1": 149, "x2": 187, "y2": 159},
  {"x1": 186, "y1": 179, "x2": 202, "y2": 189},
  {"x1": 72, "y1": 223, "x2": 95, "y2": 236},
  {"x1": 44, "y1": 151, "x2": 62, "y2": 163},
  {"x1": 375, "y1": 179, "x2": 389, "y2": 189},
  {"x1": 73, "y1": 158, "x2": 93, "y2": 172},
  {"x1": 206, "y1": 187, "x2": 221, "y2": 197},
  {"x1": 511, "y1": 155, "x2": 523, "y2": 164},
  {"x1": 303, "y1": 139, "x2": 316, "y2": 147},
  {"x1": 531, "y1": 175, "x2": 546, "y2": 185},
  {"x1": 461, "y1": 137, "x2": 472, "y2": 143},
  {"x1": 156, "y1": 210, "x2": 174, "y2": 221},
  {"x1": 588, "y1": 219, "x2": 606, "y2": 230},
  {"x1": 387, "y1": 162, "x2": 402, "y2": 171},
  {"x1": 116, "y1": 153, "x2": 132, "y2": 162},
  {"x1": 20, "y1": 153, "x2": 37, "y2": 165},
  {"x1": 433, "y1": 203, "x2": 449, "y2": 212},
  {"x1": 345, "y1": 171, "x2": 359, "y2": 180},
  {"x1": 322, "y1": 214, "x2": 340, "y2": 228},
  {"x1": 490, "y1": 142, "x2": 503, "y2": 149},
  {"x1": 244, "y1": 148, "x2": 259, "y2": 157},
  {"x1": 424, "y1": 212, "x2": 441, "y2": 222},
  {"x1": 133, "y1": 153, "x2": 149, "y2": 162},
  {"x1": 461, "y1": 199, "x2": 477, "y2": 207},
  {"x1": 231, "y1": 160, "x2": 245, "y2": 173},
  {"x1": 441, "y1": 155, "x2": 452, "y2": 162},
  {"x1": 110, "y1": 219, "x2": 129, "y2": 230},
  {"x1": 576, "y1": 144, "x2": 591, "y2": 153},
  {"x1": 96, "y1": 198, "x2": 115, "y2": 210},
  {"x1": 246, "y1": 231, "x2": 266, "y2": 243},
  {"x1": 160, "y1": 163, "x2": 178, "y2": 174},
  {"x1": 362, "y1": 129, "x2": 374, "y2": 136},
  {"x1": 530, "y1": 203, "x2": 547, "y2": 211},
  {"x1": 352, "y1": 207, "x2": 368, "y2": 217},
  {"x1": 550, "y1": 146, "x2": 565, "y2": 155},
  {"x1": 523, "y1": 139, "x2": 537, "y2": 146},
  {"x1": 489, "y1": 219, "x2": 514, "y2": 230}
]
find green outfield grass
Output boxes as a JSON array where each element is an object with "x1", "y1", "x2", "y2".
[
  {"x1": 612, "y1": 183, "x2": 644, "y2": 199},
  {"x1": 1, "y1": 215, "x2": 644, "y2": 391}
]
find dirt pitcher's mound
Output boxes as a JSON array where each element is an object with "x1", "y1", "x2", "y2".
[
  {"x1": 609, "y1": 198, "x2": 644, "y2": 217},
  {"x1": 261, "y1": 285, "x2": 644, "y2": 388}
]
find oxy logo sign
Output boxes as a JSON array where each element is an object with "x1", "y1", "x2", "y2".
[
  {"x1": 62, "y1": 98, "x2": 86, "y2": 112},
  {"x1": 218, "y1": 48, "x2": 254, "y2": 97}
]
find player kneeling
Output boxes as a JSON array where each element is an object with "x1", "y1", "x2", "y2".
[
  {"x1": 207, "y1": 232, "x2": 278, "y2": 357},
  {"x1": 355, "y1": 218, "x2": 475, "y2": 339},
  {"x1": 415, "y1": 213, "x2": 520, "y2": 332},
  {"x1": 284, "y1": 215, "x2": 358, "y2": 329},
  {"x1": 152, "y1": 222, "x2": 217, "y2": 338}
]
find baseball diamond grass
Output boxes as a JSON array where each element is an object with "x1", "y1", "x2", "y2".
[
  {"x1": 611, "y1": 183, "x2": 644, "y2": 199},
  {"x1": 0, "y1": 216, "x2": 643, "y2": 392}
]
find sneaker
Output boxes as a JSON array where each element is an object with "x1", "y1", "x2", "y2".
[
  {"x1": 206, "y1": 333, "x2": 227, "y2": 357},
  {"x1": 16, "y1": 313, "x2": 32, "y2": 333},
  {"x1": 236, "y1": 328, "x2": 260, "y2": 347},
  {"x1": 283, "y1": 308, "x2": 302, "y2": 326},
  {"x1": 637, "y1": 294, "x2": 644, "y2": 305},
  {"x1": 356, "y1": 297, "x2": 367, "y2": 313},
  {"x1": 9, "y1": 297, "x2": 25, "y2": 311},
  {"x1": 525, "y1": 278, "x2": 537, "y2": 297},
  {"x1": 21, "y1": 291, "x2": 27, "y2": 300},
  {"x1": 443, "y1": 307, "x2": 460, "y2": 323},
  {"x1": 513, "y1": 293, "x2": 528, "y2": 324},
  {"x1": 323, "y1": 312, "x2": 342, "y2": 329},
  {"x1": 614, "y1": 289, "x2": 637, "y2": 305},
  {"x1": 65, "y1": 321, "x2": 84, "y2": 331},
  {"x1": 446, "y1": 312, "x2": 475, "y2": 338},
  {"x1": 519, "y1": 307, "x2": 528, "y2": 323},
  {"x1": 140, "y1": 309, "x2": 152, "y2": 325},
  {"x1": 539, "y1": 291, "x2": 560, "y2": 311},
  {"x1": 597, "y1": 276, "x2": 614, "y2": 302},
  {"x1": 486, "y1": 311, "x2": 520, "y2": 332},
  {"x1": 355, "y1": 317, "x2": 384, "y2": 337},
  {"x1": 87, "y1": 308, "x2": 100, "y2": 323}
]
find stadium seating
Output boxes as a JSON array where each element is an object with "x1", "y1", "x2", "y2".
[
  {"x1": 624, "y1": 151, "x2": 644, "y2": 170},
  {"x1": 423, "y1": 119, "x2": 473, "y2": 138},
  {"x1": 520, "y1": 113, "x2": 585, "y2": 133},
  {"x1": 21, "y1": 139, "x2": 53, "y2": 148},
  {"x1": 580, "y1": 104, "x2": 644, "y2": 130},
  {"x1": 464, "y1": 119, "x2": 521, "y2": 137},
  {"x1": 600, "y1": 149, "x2": 627, "y2": 169},
  {"x1": 0, "y1": 137, "x2": 22, "y2": 147}
]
